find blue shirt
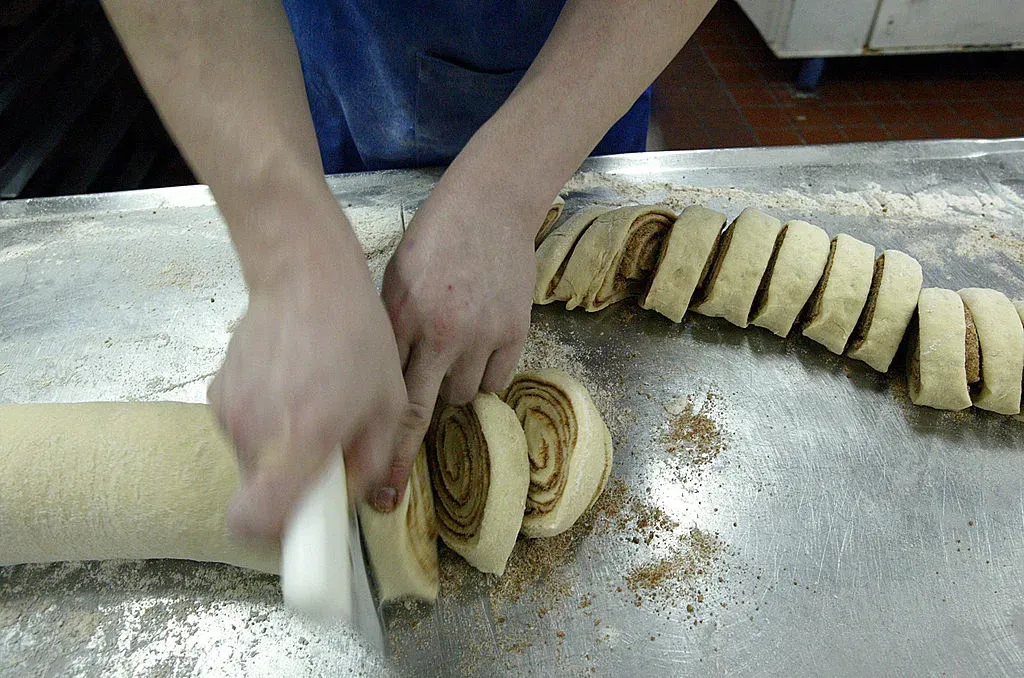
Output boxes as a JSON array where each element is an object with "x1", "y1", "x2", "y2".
[{"x1": 282, "y1": 1, "x2": 651, "y2": 173}]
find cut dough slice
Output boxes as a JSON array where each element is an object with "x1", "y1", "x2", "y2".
[
  {"x1": 503, "y1": 369, "x2": 613, "y2": 538},
  {"x1": 556, "y1": 206, "x2": 676, "y2": 312},
  {"x1": 749, "y1": 219, "x2": 831, "y2": 337},
  {"x1": 692, "y1": 207, "x2": 783, "y2": 328},
  {"x1": 957, "y1": 288, "x2": 1024, "y2": 415},
  {"x1": 1016, "y1": 300, "x2": 1024, "y2": 421},
  {"x1": 0, "y1": 402, "x2": 277, "y2": 572},
  {"x1": 801, "y1": 233, "x2": 875, "y2": 354},
  {"x1": 358, "y1": 444, "x2": 439, "y2": 603},
  {"x1": 427, "y1": 392, "x2": 529, "y2": 576},
  {"x1": 847, "y1": 250, "x2": 924, "y2": 372},
  {"x1": 534, "y1": 206, "x2": 611, "y2": 305},
  {"x1": 639, "y1": 205, "x2": 727, "y2": 323},
  {"x1": 907, "y1": 288, "x2": 973, "y2": 411},
  {"x1": 535, "y1": 195, "x2": 567, "y2": 247}
]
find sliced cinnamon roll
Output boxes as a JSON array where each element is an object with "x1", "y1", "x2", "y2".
[
  {"x1": 555, "y1": 205, "x2": 676, "y2": 312},
  {"x1": 503, "y1": 369, "x2": 614, "y2": 538},
  {"x1": 957, "y1": 288, "x2": 1024, "y2": 415},
  {"x1": 535, "y1": 195, "x2": 567, "y2": 247},
  {"x1": 358, "y1": 444, "x2": 439, "y2": 603},
  {"x1": 907, "y1": 288, "x2": 973, "y2": 411},
  {"x1": 846, "y1": 250, "x2": 923, "y2": 372},
  {"x1": 427, "y1": 393, "x2": 529, "y2": 576},
  {"x1": 534, "y1": 206, "x2": 612, "y2": 305}
]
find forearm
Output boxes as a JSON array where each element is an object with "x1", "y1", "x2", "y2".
[
  {"x1": 101, "y1": 0, "x2": 358, "y2": 288},
  {"x1": 447, "y1": 0, "x2": 716, "y2": 228}
]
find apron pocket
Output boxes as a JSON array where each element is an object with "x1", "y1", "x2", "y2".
[{"x1": 414, "y1": 52, "x2": 526, "y2": 167}]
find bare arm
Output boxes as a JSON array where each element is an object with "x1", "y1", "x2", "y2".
[
  {"x1": 379, "y1": 0, "x2": 716, "y2": 507},
  {"x1": 102, "y1": 0, "x2": 407, "y2": 538}
]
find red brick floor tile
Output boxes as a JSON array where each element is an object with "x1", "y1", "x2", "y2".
[
  {"x1": 853, "y1": 80, "x2": 902, "y2": 103},
  {"x1": 741, "y1": 105, "x2": 791, "y2": 128},
  {"x1": 701, "y1": 106, "x2": 748, "y2": 131},
  {"x1": 798, "y1": 125, "x2": 848, "y2": 144},
  {"x1": 704, "y1": 45, "x2": 747, "y2": 65},
  {"x1": 866, "y1": 101, "x2": 916, "y2": 125},
  {"x1": 686, "y1": 83, "x2": 737, "y2": 110},
  {"x1": 818, "y1": 82, "x2": 860, "y2": 104},
  {"x1": 713, "y1": 61, "x2": 764, "y2": 84},
  {"x1": 905, "y1": 100, "x2": 956, "y2": 124},
  {"x1": 884, "y1": 122, "x2": 932, "y2": 140},
  {"x1": 931, "y1": 79, "x2": 978, "y2": 101},
  {"x1": 899, "y1": 80, "x2": 940, "y2": 101},
  {"x1": 707, "y1": 125, "x2": 758, "y2": 148},
  {"x1": 728, "y1": 85, "x2": 776, "y2": 107},
  {"x1": 823, "y1": 103, "x2": 875, "y2": 126},
  {"x1": 946, "y1": 100, "x2": 998, "y2": 121},
  {"x1": 991, "y1": 98, "x2": 1024, "y2": 120},
  {"x1": 784, "y1": 103, "x2": 834, "y2": 126},
  {"x1": 926, "y1": 121, "x2": 979, "y2": 138},
  {"x1": 975, "y1": 79, "x2": 1024, "y2": 100},
  {"x1": 754, "y1": 127, "x2": 803, "y2": 146},
  {"x1": 843, "y1": 125, "x2": 891, "y2": 142},
  {"x1": 974, "y1": 119, "x2": 1024, "y2": 138}
]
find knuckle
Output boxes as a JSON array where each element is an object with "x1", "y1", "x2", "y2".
[{"x1": 402, "y1": 399, "x2": 435, "y2": 432}]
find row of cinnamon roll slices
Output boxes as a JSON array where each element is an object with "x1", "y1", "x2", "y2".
[
  {"x1": 535, "y1": 201, "x2": 1023, "y2": 417},
  {"x1": 359, "y1": 367, "x2": 613, "y2": 604}
]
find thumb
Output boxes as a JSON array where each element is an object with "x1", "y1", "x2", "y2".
[{"x1": 370, "y1": 346, "x2": 445, "y2": 512}]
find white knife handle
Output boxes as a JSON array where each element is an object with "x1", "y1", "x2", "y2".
[{"x1": 281, "y1": 452, "x2": 352, "y2": 619}]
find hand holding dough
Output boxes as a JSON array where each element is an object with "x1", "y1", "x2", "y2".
[
  {"x1": 427, "y1": 393, "x2": 529, "y2": 576},
  {"x1": 503, "y1": 369, "x2": 613, "y2": 538}
]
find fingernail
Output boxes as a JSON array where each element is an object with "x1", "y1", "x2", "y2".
[{"x1": 371, "y1": 487, "x2": 397, "y2": 512}]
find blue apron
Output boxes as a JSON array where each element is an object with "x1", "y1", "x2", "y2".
[{"x1": 281, "y1": 1, "x2": 651, "y2": 174}]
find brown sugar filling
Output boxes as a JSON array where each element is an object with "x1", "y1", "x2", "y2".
[
  {"x1": 749, "y1": 224, "x2": 789, "y2": 321},
  {"x1": 964, "y1": 306, "x2": 982, "y2": 387},
  {"x1": 847, "y1": 253, "x2": 886, "y2": 353},
  {"x1": 690, "y1": 217, "x2": 734, "y2": 308},
  {"x1": 801, "y1": 237, "x2": 838, "y2": 324}
]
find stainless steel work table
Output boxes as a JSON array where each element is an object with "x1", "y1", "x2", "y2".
[{"x1": 2, "y1": 139, "x2": 1023, "y2": 676}]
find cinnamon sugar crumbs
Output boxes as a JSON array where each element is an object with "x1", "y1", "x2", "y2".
[
  {"x1": 624, "y1": 527, "x2": 725, "y2": 605},
  {"x1": 661, "y1": 392, "x2": 727, "y2": 467}
]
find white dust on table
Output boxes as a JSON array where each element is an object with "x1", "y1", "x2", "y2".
[
  {"x1": 564, "y1": 171, "x2": 1024, "y2": 265},
  {"x1": 345, "y1": 206, "x2": 404, "y2": 287}
]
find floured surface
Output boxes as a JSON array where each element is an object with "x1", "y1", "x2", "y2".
[{"x1": 3, "y1": 141, "x2": 1024, "y2": 676}]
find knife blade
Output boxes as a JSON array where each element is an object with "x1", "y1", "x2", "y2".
[{"x1": 280, "y1": 451, "x2": 384, "y2": 650}]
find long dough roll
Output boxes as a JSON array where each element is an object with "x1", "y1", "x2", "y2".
[
  {"x1": 534, "y1": 206, "x2": 611, "y2": 305},
  {"x1": 908, "y1": 288, "x2": 973, "y2": 411},
  {"x1": 427, "y1": 393, "x2": 529, "y2": 576},
  {"x1": 358, "y1": 444, "x2": 439, "y2": 603},
  {"x1": 556, "y1": 206, "x2": 676, "y2": 312},
  {"x1": 847, "y1": 250, "x2": 924, "y2": 372},
  {"x1": 957, "y1": 288, "x2": 1024, "y2": 415},
  {"x1": 692, "y1": 207, "x2": 783, "y2": 328},
  {"x1": 749, "y1": 219, "x2": 831, "y2": 337},
  {"x1": 503, "y1": 369, "x2": 613, "y2": 538},
  {"x1": 0, "y1": 402, "x2": 277, "y2": 572},
  {"x1": 802, "y1": 233, "x2": 875, "y2": 354},
  {"x1": 639, "y1": 205, "x2": 726, "y2": 323}
]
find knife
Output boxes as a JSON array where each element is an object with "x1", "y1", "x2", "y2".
[{"x1": 280, "y1": 451, "x2": 384, "y2": 650}]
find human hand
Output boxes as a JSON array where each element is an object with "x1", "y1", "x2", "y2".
[
  {"x1": 209, "y1": 214, "x2": 407, "y2": 540},
  {"x1": 375, "y1": 172, "x2": 545, "y2": 511}
]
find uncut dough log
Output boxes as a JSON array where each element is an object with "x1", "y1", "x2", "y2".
[
  {"x1": 692, "y1": 207, "x2": 783, "y2": 328},
  {"x1": 358, "y1": 444, "x2": 439, "y2": 603},
  {"x1": 427, "y1": 392, "x2": 529, "y2": 576},
  {"x1": 0, "y1": 402, "x2": 277, "y2": 572},
  {"x1": 847, "y1": 250, "x2": 924, "y2": 372},
  {"x1": 556, "y1": 206, "x2": 676, "y2": 312},
  {"x1": 908, "y1": 288, "x2": 973, "y2": 411},
  {"x1": 958, "y1": 288, "x2": 1024, "y2": 415},
  {"x1": 534, "y1": 206, "x2": 612, "y2": 305},
  {"x1": 503, "y1": 369, "x2": 614, "y2": 538},
  {"x1": 749, "y1": 219, "x2": 831, "y2": 337},
  {"x1": 639, "y1": 205, "x2": 727, "y2": 323},
  {"x1": 802, "y1": 233, "x2": 875, "y2": 354},
  {"x1": 535, "y1": 195, "x2": 566, "y2": 247}
]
